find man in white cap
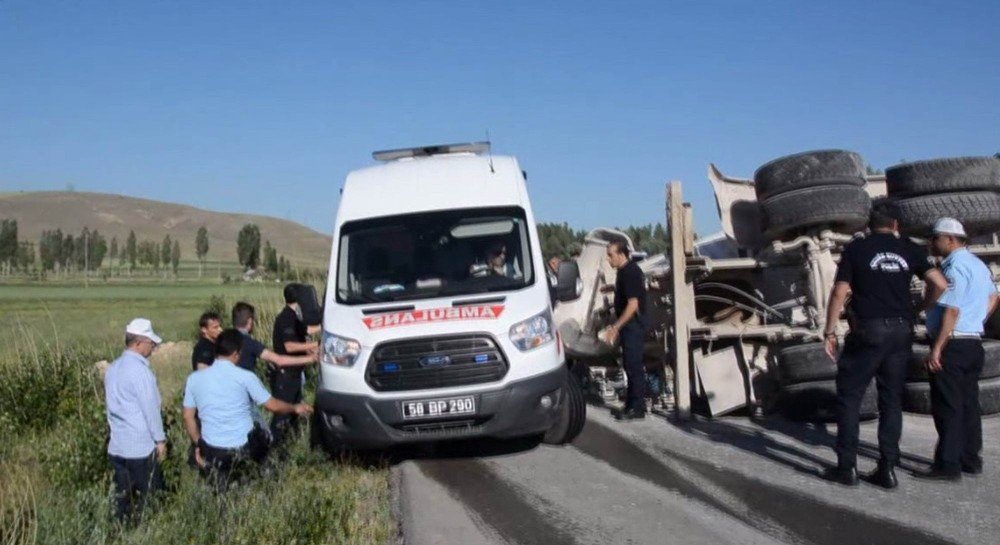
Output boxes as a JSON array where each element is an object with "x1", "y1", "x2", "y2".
[
  {"x1": 104, "y1": 318, "x2": 166, "y2": 524},
  {"x1": 919, "y1": 218, "x2": 1000, "y2": 481}
]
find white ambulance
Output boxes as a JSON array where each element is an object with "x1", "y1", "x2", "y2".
[{"x1": 314, "y1": 142, "x2": 586, "y2": 450}]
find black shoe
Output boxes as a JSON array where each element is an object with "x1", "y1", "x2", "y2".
[
  {"x1": 961, "y1": 463, "x2": 983, "y2": 475},
  {"x1": 615, "y1": 407, "x2": 646, "y2": 421},
  {"x1": 912, "y1": 468, "x2": 961, "y2": 482},
  {"x1": 864, "y1": 463, "x2": 898, "y2": 490},
  {"x1": 822, "y1": 466, "x2": 859, "y2": 486}
]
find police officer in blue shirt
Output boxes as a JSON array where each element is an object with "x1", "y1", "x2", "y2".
[
  {"x1": 182, "y1": 329, "x2": 313, "y2": 491},
  {"x1": 917, "y1": 218, "x2": 1000, "y2": 481}
]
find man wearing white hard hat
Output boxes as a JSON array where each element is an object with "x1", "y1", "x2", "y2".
[
  {"x1": 104, "y1": 318, "x2": 166, "y2": 523},
  {"x1": 918, "y1": 218, "x2": 1000, "y2": 481}
]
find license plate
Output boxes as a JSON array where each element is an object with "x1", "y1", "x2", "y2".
[{"x1": 402, "y1": 396, "x2": 476, "y2": 419}]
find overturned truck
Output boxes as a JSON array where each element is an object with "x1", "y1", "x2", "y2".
[{"x1": 555, "y1": 151, "x2": 1000, "y2": 421}]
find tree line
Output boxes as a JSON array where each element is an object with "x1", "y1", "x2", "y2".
[
  {"x1": 538, "y1": 222, "x2": 672, "y2": 259},
  {"x1": 0, "y1": 218, "x2": 300, "y2": 280}
]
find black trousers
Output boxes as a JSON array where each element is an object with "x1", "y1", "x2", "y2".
[
  {"x1": 109, "y1": 451, "x2": 163, "y2": 523},
  {"x1": 199, "y1": 439, "x2": 249, "y2": 493},
  {"x1": 835, "y1": 318, "x2": 912, "y2": 469},
  {"x1": 269, "y1": 371, "x2": 303, "y2": 447},
  {"x1": 619, "y1": 322, "x2": 646, "y2": 411},
  {"x1": 930, "y1": 338, "x2": 985, "y2": 474}
]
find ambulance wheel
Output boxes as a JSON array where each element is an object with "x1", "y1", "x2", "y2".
[
  {"x1": 310, "y1": 411, "x2": 344, "y2": 456},
  {"x1": 543, "y1": 371, "x2": 587, "y2": 445}
]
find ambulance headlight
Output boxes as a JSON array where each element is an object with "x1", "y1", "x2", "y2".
[
  {"x1": 509, "y1": 309, "x2": 555, "y2": 351},
  {"x1": 321, "y1": 332, "x2": 362, "y2": 367}
]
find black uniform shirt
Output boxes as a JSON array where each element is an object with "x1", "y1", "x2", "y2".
[
  {"x1": 834, "y1": 232, "x2": 932, "y2": 320},
  {"x1": 614, "y1": 260, "x2": 647, "y2": 324},
  {"x1": 272, "y1": 306, "x2": 308, "y2": 374},
  {"x1": 191, "y1": 336, "x2": 216, "y2": 372},
  {"x1": 237, "y1": 332, "x2": 265, "y2": 373}
]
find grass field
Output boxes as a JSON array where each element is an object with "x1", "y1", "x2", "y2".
[{"x1": 0, "y1": 281, "x2": 396, "y2": 545}]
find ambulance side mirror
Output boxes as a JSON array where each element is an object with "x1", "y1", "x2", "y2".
[{"x1": 556, "y1": 261, "x2": 583, "y2": 302}]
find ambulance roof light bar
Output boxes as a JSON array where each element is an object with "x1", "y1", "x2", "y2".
[{"x1": 372, "y1": 141, "x2": 491, "y2": 162}]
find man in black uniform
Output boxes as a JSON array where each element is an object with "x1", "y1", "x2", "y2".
[
  {"x1": 191, "y1": 312, "x2": 223, "y2": 372},
  {"x1": 270, "y1": 285, "x2": 320, "y2": 448},
  {"x1": 603, "y1": 238, "x2": 648, "y2": 421},
  {"x1": 823, "y1": 204, "x2": 948, "y2": 488}
]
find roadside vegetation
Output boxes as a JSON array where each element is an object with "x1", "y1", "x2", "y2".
[{"x1": 0, "y1": 290, "x2": 396, "y2": 545}]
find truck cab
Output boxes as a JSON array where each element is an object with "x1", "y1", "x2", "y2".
[{"x1": 314, "y1": 142, "x2": 585, "y2": 450}]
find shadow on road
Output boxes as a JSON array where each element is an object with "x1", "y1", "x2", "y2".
[{"x1": 328, "y1": 435, "x2": 544, "y2": 469}]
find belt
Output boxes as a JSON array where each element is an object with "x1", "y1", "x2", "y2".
[
  {"x1": 951, "y1": 332, "x2": 982, "y2": 339},
  {"x1": 857, "y1": 317, "x2": 912, "y2": 325}
]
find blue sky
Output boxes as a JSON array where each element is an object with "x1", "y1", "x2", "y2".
[{"x1": 1, "y1": 1, "x2": 997, "y2": 236}]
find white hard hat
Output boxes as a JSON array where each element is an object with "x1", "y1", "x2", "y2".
[
  {"x1": 932, "y1": 217, "x2": 967, "y2": 238},
  {"x1": 125, "y1": 318, "x2": 162, "y2": 345}
]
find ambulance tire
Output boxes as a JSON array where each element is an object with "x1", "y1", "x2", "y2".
[
  {"x1": 894, "y1": 191, "x2": 1000, "y2": 237},
  {"x1": 310, "y1": 411, "x2": 344, "y2": 456},
  {"x1": 908, "y1": 341, "x2": 1000, "y2": 381},
  {"x1": 885, "y1": 156, "x2": 1000, "y2": 197},
  {"x1": 544, "y1": 371, "x2": 587, "y2": 445},
  {"x1": 776, "y1": 342, "x2": 838, "y2": 385},
  {"x1": 903, "y1": 377, "x2": 1000, "y2": 416},
  {"x1": 754, "y1": 149, "x2": 867, "y2": 201},
  {"x1": 779, "y1": 380, "x2": 877, "y2": 422},
  {"x1": 761, "y1": 185, "x2": 871, "y2": 241}
]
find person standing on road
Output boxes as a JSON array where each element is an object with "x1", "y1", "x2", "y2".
[
  {"x1": 916, "y1": 218, "x2": 1000, "y2": 481},
  {"x1": 269, "y1": 285, "x2": 321, "y2": 448},
  {"x1": 546, "y1": 256, "x2": 562, "y2": 308},
  {"x1": 191, "y1": 311, "x2": 223, "y2": 372},
  {"x1": 105, "y1": 318, "x2": 167, "y2": 524},
  {"x1": 603, "y1": 239, "x2": 648, "y2": 421},
  {"x1": 183, "y1": 329, "x2": 314, "y2": 492},
  {"x1": 823, "y1": 204, "x2": 948, "y2": 488}
]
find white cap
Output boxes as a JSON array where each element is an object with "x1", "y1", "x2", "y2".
[
  {"x1": 125, "y1": 318, "x2": 162, "y2": 345},
  {"x1": 932, "y1": 217, "x2": 967, "y2": 238}
]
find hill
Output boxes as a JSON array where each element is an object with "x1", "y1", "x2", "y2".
[{"x1": 0, "y1": 191, "x2": 332, "y2": 268}]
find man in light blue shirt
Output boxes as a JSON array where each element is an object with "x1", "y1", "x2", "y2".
[
  {"x1": 183, "y1": 329, "x2": 312, "y2": 490},
  {"x1": 104, "y1": 318, "x2": 165, "y2": 524},
  {"x1": 919, "y1": 218, "x2": 1000, "y2": 481}
]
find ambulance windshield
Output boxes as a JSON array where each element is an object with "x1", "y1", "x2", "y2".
[{"x1": 336, "y1": 207, "x2": 535, "y2": 305}]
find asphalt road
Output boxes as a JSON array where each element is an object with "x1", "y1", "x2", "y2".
[{"x1": 393, "y1": 406, "x2": 1000, "y2": 545}]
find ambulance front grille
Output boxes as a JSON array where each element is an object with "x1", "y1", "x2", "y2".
[{"x1": 366, "y1": 335, "x2": 508, "y2": 392}]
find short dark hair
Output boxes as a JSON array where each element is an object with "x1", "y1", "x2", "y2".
[
  {"x1": 868, "y1": 201, "x2": 898, "y2": 230},
  {"x1": 215, "y1": 329, "x2": 244, "y2": 357},
  {"x1": 199, "y1": 311, "x2": 222, "y2": 329},
  {"x1": 283, "y1": 284, "x2": 298, "y2": 305},
  {"x1": 608, "y1": 238, "x2": 630, "y2": 258},
  {"x1": 125, "y1": 332, "x2": 142, "y2": 347},
  {"x1": 231, "y1": 302, "x2": 255, "y2": 329}
]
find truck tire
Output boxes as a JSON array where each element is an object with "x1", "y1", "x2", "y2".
[
  {"x1": 761, "y1": 185, "x2": 871, "y2": 241},
  {"x1": 986, "y1": 307, "x2": 1000, "y2": 341},
  {"x1": 903, "y1": 377, "x2": 1000, "y2": 415},
  {"x1": 894, "y1": 192, "x2": 1000, "y2": 237},
  {"x1": 754, "y1": 150, "x2": 867, "y2": 201},
  {"x1": 543, "y1": 371, "x2": 586, "y2": 445},
  {"x1": 779, "y1": 380, "x2": 877, "y2": 422},
  {"x1": 776, "y1": 342, "x2": 838, "y2": 385},
  {"x1": 909, "y1": 341, "x2": 1000, "y2": 381},
  {"x1": 885, "y1": 156, "x2": 1000, "y2": 197}
]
